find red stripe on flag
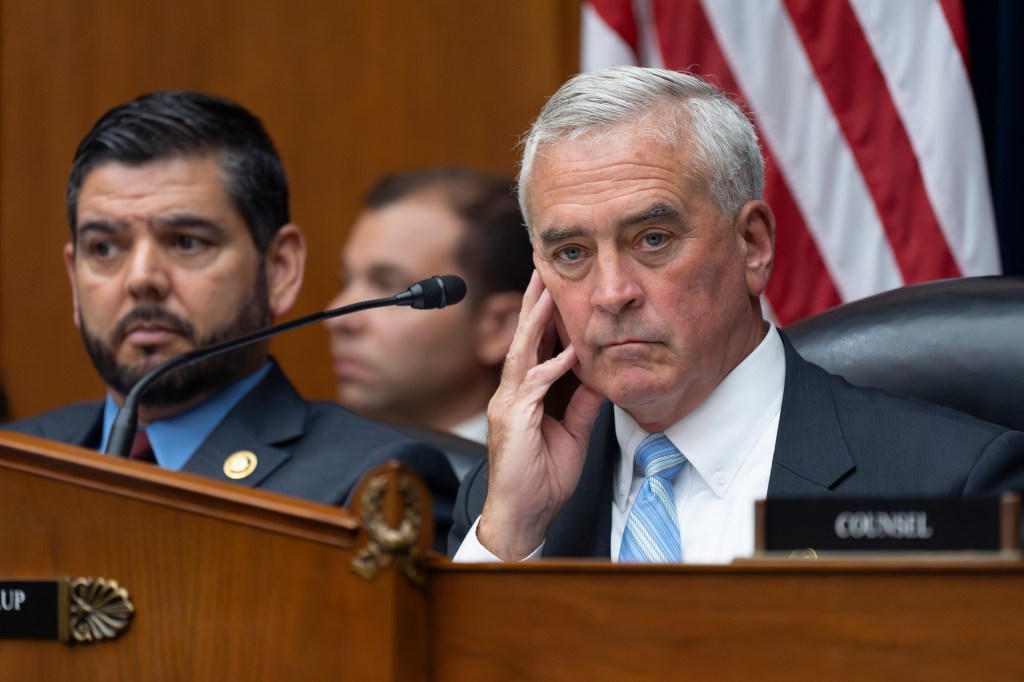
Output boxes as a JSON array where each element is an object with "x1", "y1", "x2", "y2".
[
  {"x1": 784, "y1": 0, "x2": 961, "y2": 283},
  {"x1": 652, "y1": 0, "x2": 841, "y2": 322},
  {"x1": 651, "y1": 0, "x2": 731, "y2": 80},
  {"x1": 939, "y1": 0, "x2": 971, "y2": 73},
  {"x1": 590, "y1": 0, "x2": 640, "y2": 54}
]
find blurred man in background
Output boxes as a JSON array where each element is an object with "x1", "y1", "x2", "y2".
[{"x1": 327, "y1": 167, "x2": 532, "y2": 478}]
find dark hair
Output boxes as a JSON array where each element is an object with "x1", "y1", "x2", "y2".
[
  {"x1": 364, "y1": 167, "x2": 532, "y2": 304},
  {"x1": 67, "y1": 91, "x2": 289, "y2": 253}
]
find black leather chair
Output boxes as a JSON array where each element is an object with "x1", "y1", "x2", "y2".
[{"x1": 783, "y1": 276, "x2": 1024, "y2": 431}]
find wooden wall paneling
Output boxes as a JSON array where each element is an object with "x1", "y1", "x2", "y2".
[{"x1": 0, "y1": 0, "x2": 580, "y2": 420}]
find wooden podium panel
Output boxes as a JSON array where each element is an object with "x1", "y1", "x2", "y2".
[
  {"x1": 6, "y1": 428, "x2": 1024, "y2": 680},
  {"x1": 428, "y1": 559, "x2": 1024, "y2": 680},
  {"x1": 0, "y1": 432, "x2": 430, "y2": 682}
]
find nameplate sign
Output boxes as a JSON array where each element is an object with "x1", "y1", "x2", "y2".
[
  {"x1": 0, "y1": 577, "x2": 133, "y2": 643},
  {"x1": 0, "y1": 581, "x2": 64, "y2": 640},
  {"x1": 755, "y1": 494, "x2": 1020, "y2": 556}
]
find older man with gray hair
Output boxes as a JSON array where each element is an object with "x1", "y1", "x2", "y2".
[{"x1": 450, "y1": 66, "x2": 1024, "y2": 563}]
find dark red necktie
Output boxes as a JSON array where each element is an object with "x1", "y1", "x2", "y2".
[{"x1": 128, "y1": 429, "x2": 157, "y2": 464}]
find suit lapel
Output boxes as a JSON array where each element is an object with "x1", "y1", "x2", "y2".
[
  {"x1": 44, "y1": 403, "x2": 106, "y2": 449},
  {"x1": 768, "y1": 334, "x2": 855, "y2": 497},
  {"x1": 180, "y1": 362, "x2": 305, "y2": 488},
  {"x1": 544, "y1": 401, "x2": 616, "y2": 557}
]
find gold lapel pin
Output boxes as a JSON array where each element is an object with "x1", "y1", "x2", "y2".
[{"x1": 223, "y1": 450, "x2": 258, "y2": 480}]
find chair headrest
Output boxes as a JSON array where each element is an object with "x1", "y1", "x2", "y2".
[{"x1": 783, "y1": 276, "x2": 1024, "y2": 431}]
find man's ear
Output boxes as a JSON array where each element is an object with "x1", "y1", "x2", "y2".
[
  {"x1": 736, "y1": 199, "x2": 775, "y2": 298},
  {"x1": 474, "y1": 291, "x2": 524, "y2": 366},
  {"x1": 264, "y1": 224, "x2": 306, "y2": 318},
  {"x1": 63, "y1": 242, "x2": 82, "y2": 330}
]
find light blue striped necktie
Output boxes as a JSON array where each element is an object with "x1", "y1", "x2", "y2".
[{"x1": 618, "y1": 433, "x2": 686, "y2": 563}]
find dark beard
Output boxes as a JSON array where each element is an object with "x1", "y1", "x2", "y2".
[{"x1": 79, "y1": 272, "x2": 272, "y2": 408}]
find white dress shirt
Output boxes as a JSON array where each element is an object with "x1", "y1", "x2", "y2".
[
  {"x1": 447, "y1": 411, "x2": 489, "y2": 481},
  {"x1": 455, "y1": 327, "x2": 785, "y2": 564},
  {"x1": 450, "y1": 411, "x2": 488, "y2": 446}
]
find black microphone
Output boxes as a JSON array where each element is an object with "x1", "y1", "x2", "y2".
[{"x1": 104, "y1": 274, "x2": 467, "y2": 458}]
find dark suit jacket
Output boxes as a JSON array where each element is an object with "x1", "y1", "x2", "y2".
[
  {"x1": 449, "y1": 335, "x2": 1024, "y2": 557},
  {"x1": 4, "y1": 361, "x2": 459, "y2": 550}
]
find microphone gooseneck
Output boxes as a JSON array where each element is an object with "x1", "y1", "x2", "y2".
[{"x1": 105, "y1": 274, "x2": 467, "y2": 457}]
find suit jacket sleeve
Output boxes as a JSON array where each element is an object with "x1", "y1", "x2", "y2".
[{"x1": 448, "y1": 458, "x2": 490, "y2": 556}]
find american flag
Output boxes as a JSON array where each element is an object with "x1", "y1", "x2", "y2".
[{"x1": 582, "y1": 0, "x2": 1000, "y2": 324}]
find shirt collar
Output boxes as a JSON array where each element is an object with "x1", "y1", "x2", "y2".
[
  {"x1": 613, "y1": 326, "x2": 786, "y2": 510},
  {"x1": 450, "y1": 411, "x2": 488, "y2": 446},
  {"x1": 100, "y1": 362, "x2": 272, "y2": 470}
]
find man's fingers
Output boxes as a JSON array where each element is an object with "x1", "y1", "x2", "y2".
[
  {"x1": 503, "y1": 281, "x2": 557, "y2": 384},
  {"x1": 519, "y1": 269, "x2": 543, "y2": 311},
  {"x1": 515, "y1": 336, "x2": 578, "y2": 405}
]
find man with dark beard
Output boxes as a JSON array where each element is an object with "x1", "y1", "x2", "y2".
[{"x1": 3, "y1": 92, "x2": 458, "y2": 543}]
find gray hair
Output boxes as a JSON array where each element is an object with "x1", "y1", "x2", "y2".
[{"x1": 517, "y1": 66, "x2": 764, "y2": 227}]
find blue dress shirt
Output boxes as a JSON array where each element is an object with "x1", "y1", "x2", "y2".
[{"x1": 98, "y1": 362, "x2": 272, "y2": 470}]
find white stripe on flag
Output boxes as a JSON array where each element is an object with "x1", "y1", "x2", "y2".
[
  {"x1": 701, "y1": 0, "x2": 904, "y2": 300},
  {"x1": 633, "y1": 0, "x2": 665, "y2": 68},
  {"x1": 581, "y1": 2, "x2": 638, "y2": 70},
  {"x1": 849, "y1": 0, "x2": 1001, "y2": 275}
]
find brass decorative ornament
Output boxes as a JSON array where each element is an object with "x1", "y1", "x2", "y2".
[
  {"x1": 788, "y1": 548, "x2": 819, "y2": 560},
  {"x1": 351, "y1": 473, "x2": 426, "y2": 586},
  {"x1": 67, "y1": 577, "x2": 135, "y2": 644},
  {"x1": 223, "y1": 450, "x2": 258, "y2": 479}
]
